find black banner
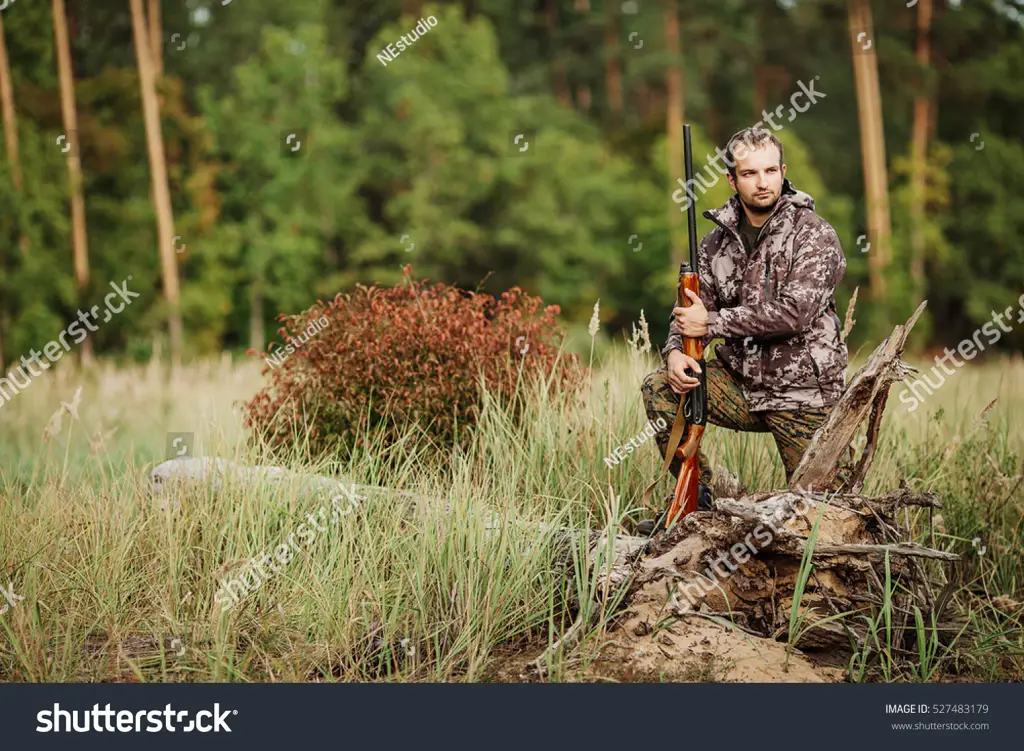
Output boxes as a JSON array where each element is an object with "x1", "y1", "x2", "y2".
[{"x1": 0, "y1": 683, "x2": 1015, "y2": 749}]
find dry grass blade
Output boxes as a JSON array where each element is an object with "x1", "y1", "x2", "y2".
[{"x1": 841, "y1": 286, "x2": 859, "y2": 342}]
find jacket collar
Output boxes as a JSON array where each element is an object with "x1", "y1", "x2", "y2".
[{"x1": 702, "y1": 179, "x2": 814, "y2": 236}]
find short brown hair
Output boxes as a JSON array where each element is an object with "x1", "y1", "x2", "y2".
[{"x1": 725, "y1": 127, "x2": 784, "y2": 179}]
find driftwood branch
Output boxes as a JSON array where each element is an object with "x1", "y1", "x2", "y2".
[
  {"x1": 811, "y1": 542, "x2": 959, "y2": 561},
  {"x1": 845, "y1": 385, "x2": 889, "y2": 495},
  {"x1": 790, "y1": 300, "x2": 927, "y2": 492}
]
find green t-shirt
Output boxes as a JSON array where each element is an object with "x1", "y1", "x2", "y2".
[{"x1": 738, "y1": 211, "x2": 764, "y2": 255}]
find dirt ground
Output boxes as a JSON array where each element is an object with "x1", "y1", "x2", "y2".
[{"x1": 491, "y1": 586, "x2": 848, "y2": 684}]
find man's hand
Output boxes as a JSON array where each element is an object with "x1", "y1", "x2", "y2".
[
  {"x1": 666, "y1": 349, "x2": 702, "y2": 395},
  {"x1": 673, "y1": 289, "x2": 709, "y2": 338}
]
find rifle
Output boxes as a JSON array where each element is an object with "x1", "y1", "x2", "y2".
[{"x1": 664, "y1": 123, "x2": 708, "y2": 526}]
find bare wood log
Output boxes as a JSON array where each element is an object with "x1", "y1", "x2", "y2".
[
  {"x1": 149, "y1": 456, "x2": 427, "y2": 509},
  {"x1": 709, "y1": 464, "x2": 747, "y2": 500},
  {"x1": 790, "y1": 300, "x2": 927, "y2": 492},
  {"x1": 811, "y1": 542, "x2": 958, "y2": 561},
  {"x1": 714, "y1": 495, "x2": 955, "y2": 560},
  {"x1": 848, "y1": 486, "x2": 944, "y2": 512},
  {"x1": 846, "y1": 385, "x2": 888, "y2": 495}
]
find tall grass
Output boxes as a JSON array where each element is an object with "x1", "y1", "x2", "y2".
[{"x1": 1, "y1": 345, "x2": 1022, "y2": 681}]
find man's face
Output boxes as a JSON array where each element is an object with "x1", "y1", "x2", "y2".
[{"x1": 727, "y1": 144, "x2": 786, "y2": 215}]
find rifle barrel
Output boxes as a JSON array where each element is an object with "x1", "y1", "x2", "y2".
[{"x1": 683, "y1": 124, "x2": 698, "y2": 271}]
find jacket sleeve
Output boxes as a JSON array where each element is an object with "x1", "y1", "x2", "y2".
[
  {"x1": 706, "y1": 221, "x2": 845, "y2": 340},
  {"x1": 660, "y1": 235, "x2": 719, "y2": 364}
]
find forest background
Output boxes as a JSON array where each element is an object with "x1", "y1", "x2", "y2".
[{"x1": 0, "y1": 0, "x2": 1022, "y2": 369}]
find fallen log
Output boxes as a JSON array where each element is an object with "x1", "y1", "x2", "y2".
[{"x1": 149, "y1": 455, "x2": 423, "y2": 505}]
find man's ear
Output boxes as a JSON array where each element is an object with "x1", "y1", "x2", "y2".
[
  {"x1": 781, "y1": 163, "x2": 787, "y2": 179},
  {"x1": 727, "y1": 173, "x2": 737, "y2": 193}
]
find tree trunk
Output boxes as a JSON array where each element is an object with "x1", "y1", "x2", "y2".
[
  {"x1": 148, "y1": 0, "x2": 162, "y2": 80},
  {"x1": 753, "y1": 66, "x2": 790, "y2": 124},
  {"x1": 702, "y1": 67, "x2": 719, "y2": 147},
  {"x1": 636, "y1": 81, "x2": 653, "y2": 123},
  {"x1": 753, "y1": 64, "x2": 765, "y2": 118},
  {"x1": 575, "y1": 85, "x2": 592, "y2": 113},
  {"x1": 130, "y1": 0, "x2": 183, "y2": 368},
  {"x1": 0, "y1": 15, "x2": 13, "y2": 369},
  {"x1": 0, "y1": 12, "x2": 27, "y2": 259},
  {"x1": 848, "y1": 0, "x2": 893, "y2": 303},
  {"x1": 145, "y1": 0, "x2": 164, "y2": 220},
  {"x1": 53, "y1": 0, "x2": 93, "y2": 365},
  {"x1": 546, "y1": 0, "x2": 571, "y2": 108},
  {"x1": 664, "y1": 0, "x2": 685, "y2": 267},
  {"x1": 0, "y1": 13, "x2": 21, "y2": 195},
  {"x1": 604, "y1": 8, "x2": 622, "y2": 116},
  {"x1": 249, "y1": 282, "x2": 264, "y2": 354},
  {"x1": 909, "y1": 0, "x2": 933, "y2": 300}
]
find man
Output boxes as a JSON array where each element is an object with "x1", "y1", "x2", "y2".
[{"x1": 638, "y1": 127, "x2": 852, "y2": 534}]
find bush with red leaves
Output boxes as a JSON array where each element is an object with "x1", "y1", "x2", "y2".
[{"x1": 243, "y1": 266, "x2": 585, "y2": 460}]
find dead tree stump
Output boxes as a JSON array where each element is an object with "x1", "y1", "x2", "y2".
[{"x1": 552, "y1": 302, "x2": 957, "y2": 673}]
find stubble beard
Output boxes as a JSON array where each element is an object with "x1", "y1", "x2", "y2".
[{"x1": 740, "y1": 190, "x2": 779, "y2": 217}]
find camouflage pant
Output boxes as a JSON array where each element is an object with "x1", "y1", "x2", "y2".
[{"x1": 640, "y1": 359, "x2": 854, "y2": 488}]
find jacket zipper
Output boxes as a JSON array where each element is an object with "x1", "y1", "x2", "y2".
[
  {"x1": 703, "y1": 202, "x2": 785, "y2": 385},
  {"x1": 705, "y1": 208, "x2": 782, "y2": 300},
  {"x1": 763, "y1": 257, "x2": 771, "y2": 301},
  {"x1": 809, "y1": 348, "x2": 824, "y2": 399}
]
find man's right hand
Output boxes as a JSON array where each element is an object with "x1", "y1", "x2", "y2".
[{"x1": 666, "y1": 349, "x2": 702, "y2": 395}]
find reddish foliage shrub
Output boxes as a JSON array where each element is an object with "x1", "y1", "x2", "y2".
[{"x1": 243, "y1": 266, "x2": 584, "y2": 459}]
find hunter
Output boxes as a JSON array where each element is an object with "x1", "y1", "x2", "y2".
[{"x1": 638, "y1": 127, "x2": 853, "y2": 535}]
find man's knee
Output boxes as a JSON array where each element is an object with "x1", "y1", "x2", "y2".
[
  {"x1": 641, "y1": 367, "x2": 670, "y2": 407},
  {"x1": 641, "y1": 366, "x2": 667, "y2": 393}
]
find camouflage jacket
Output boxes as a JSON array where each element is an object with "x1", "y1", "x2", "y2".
[{"x1": 661, "y1": 179, "x2": 848, "y2": 412}]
